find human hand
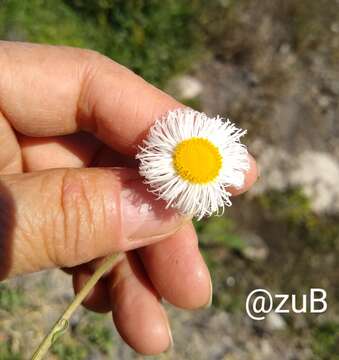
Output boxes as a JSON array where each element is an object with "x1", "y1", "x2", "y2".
[{"x1": 0, "y1": 41, "x2": 257, "y2": 354}]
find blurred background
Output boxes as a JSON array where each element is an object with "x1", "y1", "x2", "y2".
[{"x1": 0, "y1": 0, "x2": 338, "y2": 359}]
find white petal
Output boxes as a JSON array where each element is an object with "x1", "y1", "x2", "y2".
[{"x1": 136, "y1": 108, "x2": 249, "y2": 219}]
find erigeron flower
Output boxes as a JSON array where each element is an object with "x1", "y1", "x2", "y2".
[{"x1": 136, "y1": 108, "x2": 249, "y2": 220}]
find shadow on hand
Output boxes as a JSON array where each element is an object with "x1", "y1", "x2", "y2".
[{"x1": 0, "y1": 180, "x2": 15, "y2": 280}]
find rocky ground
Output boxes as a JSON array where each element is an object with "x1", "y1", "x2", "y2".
[
  {"x1": 0, "y1": 269, "x2": 313, "y2": 360},
  {"x1": 1, "y1": 1, "x2": 339, "y2": 359}
]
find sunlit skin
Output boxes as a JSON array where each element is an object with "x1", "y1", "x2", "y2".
[{"x1": 0, "y1": 41, "x2": 258, "y2": 355}]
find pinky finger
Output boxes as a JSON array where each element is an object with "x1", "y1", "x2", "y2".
[{"x1": 107, "y1": 252, "x2": 172, "y2": 355}]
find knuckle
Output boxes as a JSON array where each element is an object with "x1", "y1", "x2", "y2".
[
  {"x1": 80, "y1": 48, "x2": 105, "y2": 62},
  {"x1": 55, "y1": 169, "x2": 121, "y2": 267},
  {"x1": 77, "y1": 49, "x2": 131, "y2": 134},
  {"x1": 76, "y1": 52, "x2": 107, "y2": 133},
  {"x1": 57, "y1": 169, "x2": 101, "y2": 266}
]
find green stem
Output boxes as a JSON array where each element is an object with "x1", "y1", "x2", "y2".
[{"x1": 31, "y1": 253, "x2": 120, "y2": 360}]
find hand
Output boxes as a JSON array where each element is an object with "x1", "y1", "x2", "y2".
[{"x1": 0, "y1": 41, "x2": 257, "y2": 354}]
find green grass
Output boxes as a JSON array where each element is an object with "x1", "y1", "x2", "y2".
[
  {"x1": 0, "y1": 283, "x2": 25, "y2": 313},
  {"x1": 196, "y1": 216, "x2": 244, "y2": 250},
  {"x1": 258, "y1": 187, "x2": 312, "y2": 225},
  {"x1": 0, "y1": 0, "x2": 204, "y2": 86},
  {"x1": 0, "y1": 0, "x2": 338, "y2": 357},
  {"x1": 0, "y1": 341, "x2": 21, "y2": 360},
  {"x1": 51, "y1": 313, "x2": 113, "y2": 359},
  {"x1": 312, "y1": 322, "x2": 339, "y2": 359},
  {"x1": 194, "y1": 216, "x2": 246, "y2": 311},
  {"x1": 51, "y1": 339, "x2": 88, "y2": 360},
  {"x1": 78, "y1": 313, "x2": 113, "y2": 355},
  {"x1": 258, "y1": 187, "x2": 339, "y2": 249},
  {"x1": 181, "y1": 96, "x2": 203, "y2": 112},
  {"x1": 195, "y1": 216, "x2": 245, "y2": 272}
]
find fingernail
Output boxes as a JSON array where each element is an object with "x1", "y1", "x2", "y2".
[
  {"x1": 166, "y1": 325, "x2": 174, "y2": 352},
  {"x1": 160, "y1": 305, "x2": 174, "y2": 353},
  {"x1": 204, "y1": 277, "x2": 213, "y2": 308},
  {"x1": 165, "y1": 320, "x2": 174, "y2": 353},
  {"x1": 121, "y1": 178, "x2": 186, "y2": 241}
]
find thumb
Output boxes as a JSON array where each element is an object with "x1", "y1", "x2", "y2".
[{"x1": 0, "y1": 168, "x2": 185, "y2": 279}]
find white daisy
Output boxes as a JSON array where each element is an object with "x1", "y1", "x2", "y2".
[{"x1": 136, "y1": 108, "x2": 249, "y2": 220}]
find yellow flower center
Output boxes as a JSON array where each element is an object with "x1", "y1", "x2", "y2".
[{"x1": 173, "y1": 137, "x2": 222, "y2": 184}]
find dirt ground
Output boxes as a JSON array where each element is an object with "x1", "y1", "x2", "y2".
[{"x1": 1, "y1": 1, "x2": 339, "y2": 359}]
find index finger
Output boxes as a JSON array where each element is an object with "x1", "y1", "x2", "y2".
[{"x1": 0, "y1": 41, "x2": 180, "y2": 155}]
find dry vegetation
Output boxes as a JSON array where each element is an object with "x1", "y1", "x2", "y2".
[{"x1": 0, "y1": 1, "x2": 339, "y2": 359}]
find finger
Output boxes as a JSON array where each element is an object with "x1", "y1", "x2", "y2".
[
  {"x1": 91, "y1": 145, "x2": 138, "y2": 168},
  {"x1": 19, "y1": 132, "x2": 135, "y2": 172},
  {"x1": 0, "y1": 113, "x2": 22, "y2": 174},
  {"x1": 108, "y1": 252, "x2": 172, "y2": 355},
  {"x1": 68, "y1": 155, "x2": 255, "y2": 312},
  {"x1": 138, "y1": 223, "x2": 211, "y2": 309},
  {"x1": 20, "y1": 134, "x2": 257, "y2": 194},
  {"x1": 0, "y1": 168, "x2": 186, "y2": 279},
  {"x1": 73, "y1": 269, "x2": 111, "y2": 313},
  {"x1": 70, "y1": 255, "x2": 124, "y2": 313},
  {"x1": 72, "y1": 261, "x2": 113, "y2": 314},
  {"x1": 72, "y1": 223, "x2": 211, "y2": 312},
  {"x1": 18, "y1": 132, "x2": 101, "y2": 171},
  {"x1": 228, "y1": 154, "x2": 258, "y2": 195},
  {"x1": 0, "y1": 41, "x2": 181, "y2": 154}
]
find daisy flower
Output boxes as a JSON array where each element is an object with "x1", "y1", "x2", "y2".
[{"x1": 136, "y1": 108, "x2": 249, "y2": 220}]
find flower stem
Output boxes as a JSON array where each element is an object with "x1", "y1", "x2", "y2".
[{"x1": 31, "y1": 253, "x2": 120, "y2": 360}]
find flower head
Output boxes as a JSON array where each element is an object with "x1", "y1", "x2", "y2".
[{"x1": 136, "y1": 109, "x2": 249, "y2": 220}]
